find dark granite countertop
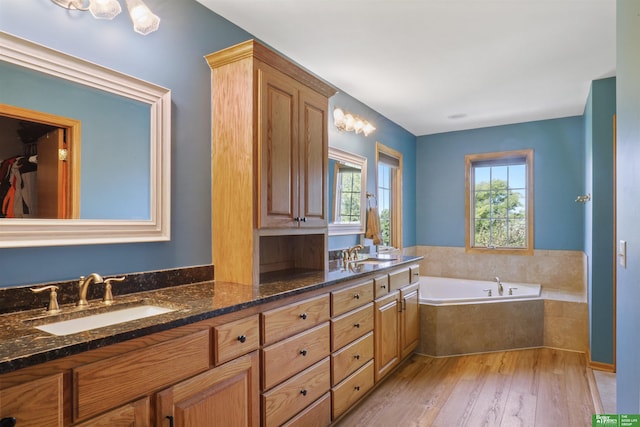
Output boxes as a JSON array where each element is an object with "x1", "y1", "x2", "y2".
[{"x1": 0, "y1": 255, "x2": 421, "y2": 375}]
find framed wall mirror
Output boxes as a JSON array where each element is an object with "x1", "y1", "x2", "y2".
[
  {"x1": 328, "y1": 147, "x2": 367, "y2": 235},
  {"x1": 0, "y1": 32, "x2": 171, "y2": 247}
]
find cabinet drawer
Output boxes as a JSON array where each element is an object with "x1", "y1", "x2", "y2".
[
  {"x1": 331, "y1": 303, "x2": 373, "y2": 351},
  {"x1": 281, "y1": 392, "x2": 331, "y2": 427},
  {"x1": 214, "y1": 314, "x2": 259, "y2": 365},
  {"x1": 331, "y1": 360, "x2": 374, "y2": 419},
  {"x1": 373, "y1": 274, "x2": 390, "y2": 299},
  {"x1": 262, "y1": 357, "x2": 330, "y2": 427},
  {"x1": 0, "y1": 373, "x2": 63, "y2": 427},
  {"x1": 331, "y1": 331, "x2": 373, "y2": 386},
  {"x1": 262, "y1": 294, "x2": 330, "y2": 345},
  {"x1": 389, "y1": 267, "x2": 410, "y2": 291},
  {"x1": 409, "y1": 264, "x2": 420, "y2": 284},
  {"x1": 262, "y1": 322, "x2": 330, "y2": 390},
  {"x1": 331, "y1": 280, "x2": 373, "y2": 317},
  {"x1": 73, "y1": 330, "x2": 210, "y2": 421},
  {"x1": 73, "y1": 397, "x2": 149, "y2": 427}
]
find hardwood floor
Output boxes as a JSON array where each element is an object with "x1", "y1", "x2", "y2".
[{"x1": 335, "y1": 348, "x2": 595, "y2": 427}]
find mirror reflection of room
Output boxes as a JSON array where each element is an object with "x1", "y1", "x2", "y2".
[
  {"x1": 328, "y1": 147, "x2": 367, "y2": 236},
  {"x1": 332, "y1": 161, "x2": 361, "y2": 224},
  {"x1": 0, "y1": 106, "x2": 76, "y2": 219}
]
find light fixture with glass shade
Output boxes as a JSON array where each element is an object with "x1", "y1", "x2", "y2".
[
  {"x1": 50, "y1": 0, "x2": 160, "y2": 35},
  {"x1": 333, "y1": 108, "x2": 376, "y2": 137}
]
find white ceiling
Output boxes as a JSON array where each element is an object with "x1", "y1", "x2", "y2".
[{"x1": 196, "y1": 0, "x2": 616, "y2": 136}]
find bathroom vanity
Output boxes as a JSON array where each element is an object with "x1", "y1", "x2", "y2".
[{"x1": 0, "y1": 258, "x2": 421, "y2": 426}]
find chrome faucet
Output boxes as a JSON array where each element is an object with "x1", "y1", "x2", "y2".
[
  {"x1": 77, "y1": 273, "x2": 104, "y2": 307},
  {"x1": 495, "y1": 276, "x2": 503, "y2": 296}
]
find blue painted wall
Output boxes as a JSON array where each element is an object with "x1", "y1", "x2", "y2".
[
  {"x1": 616, "y1": 0, "x2": 640, "y2": 413},
  {"x1": 415, "y1": 117, "x2": 585, "y2": 250},
  {"x1": 584, "y1": 77, "x2": 616, "y2": 366},
  {"x1": 328, "y1": 92, "x2": 417, "y2": 250}
]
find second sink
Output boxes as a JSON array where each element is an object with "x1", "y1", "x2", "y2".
[{"x1": 355, "y1": 256, "x2": 397, "y2": 265}]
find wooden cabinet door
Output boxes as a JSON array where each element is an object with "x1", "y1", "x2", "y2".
[
  {"x1": 37, "y1": 128, "x2": 71, "y2": 219},
  {"x1": 297, "y1": 85, "x2": 328, "y2": 228},
  {"x1": 0, "y1": 374, "x2": 63, "y2": 427},
  {"x1": 157, "y1": 352, "x2": 259, "y2": 427},
  {"x1": 400, "y1": 284, "x2": 420, "y2": 359},
  {"x1": 373, "y1": 292, "x2": 400, "y2": 382},
  {"x1": 258, "y1": 64, "x2": 299, "y2": 229}
]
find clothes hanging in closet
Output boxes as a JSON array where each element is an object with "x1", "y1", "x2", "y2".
[{"x1": 0, "y1": 155, "x2": 37, "y2": 218}]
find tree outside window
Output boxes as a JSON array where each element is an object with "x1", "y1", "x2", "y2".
[{"x1": 465, "y1": 150, "x2": 533, "y2": 255}]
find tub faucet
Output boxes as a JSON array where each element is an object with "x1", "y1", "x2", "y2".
[
  {"x1": 495, "y1": 276, "x2": 503, "y2": 296},
  {"x1": 77, "y1": 273, "x2": 104, "y2": 307}
]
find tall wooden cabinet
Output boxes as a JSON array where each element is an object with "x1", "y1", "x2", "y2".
[{"x1": 206, "y1": 40, "x2": 336, "y2": 285}]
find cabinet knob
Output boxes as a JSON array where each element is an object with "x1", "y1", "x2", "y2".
[
  {"x1": 299, "y1": 313, "x2": 307, "y2": 320},
  {"x1": 381, "y1": 285, "x2": 387, "y2": 289},
  {"x1": 300, "y1": 389, "x2": 308, "y2": 396},
  {"x1": 354, "y1": 323, "x2": 360, "y2": 328},
  {"x1": 0, "y1": 418, "x2": 16, "y2": 427},
  {"x1": 354, "y1": 293, "x2": 360, "y2": 299},
  {"x1": 300, "y1": 349, "x2": 308, "y2": 356},
  {"x1": 237, "y1": 335, "x2": 247, "y2": 343},
  {"x1": 354, "y1": 354, "x2": 360, "y2": 360},
  {"x1": 354, "y1": 385, "x2": 361, "y2": 391},
  {"x1": 301, "y1": 217, "x2": 307, "y2": 222}
]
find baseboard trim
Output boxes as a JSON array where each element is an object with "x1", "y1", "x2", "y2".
[
  {"x1": 586, "y1": 367, "x2": 605, "y2": 414},
  {"x1": 590, "y1": 360, "x2": 615, "y2": 372}
]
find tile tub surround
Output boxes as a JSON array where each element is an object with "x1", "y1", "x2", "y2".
[
  {"x1": 405, "y1": 246, "x2": 589, "y2": 354},
  {"x1": 417, "y1": 299, "x2": 545, "y2": 357},
  {"x1": 0, "y1": 255, "x2": 422, "y2": 374},
  {"x1": 405, "y1": 246, "x2": 586, "y2": 298}
]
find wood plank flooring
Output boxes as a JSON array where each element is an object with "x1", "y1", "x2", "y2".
[{"x1": 335, "y1": 348, "x2": 595, "y2": 427}]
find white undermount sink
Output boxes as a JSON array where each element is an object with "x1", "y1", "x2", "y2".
[
  {"x1": 33, "y1": 304, "x2": 175, "y2": 336},
  {"x1": 355, "y1": 257, "x2": 397, "y2": 265}
]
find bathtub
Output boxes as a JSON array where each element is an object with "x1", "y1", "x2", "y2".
[
  {"x1": 419, "y1": 276, "x2": 541, "y2": 305},
  {"x1": 416, "y1": 276, "x2": 544, "y2": 357}
]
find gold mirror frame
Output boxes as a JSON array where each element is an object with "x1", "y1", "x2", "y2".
[{"x1": 0, "y1": 32, "x2": 171, "y2": 247}]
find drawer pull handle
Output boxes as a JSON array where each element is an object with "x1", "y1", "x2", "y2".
[
  {"x1": 0, "y1": 418, "x2": 16, "y2": 427},
  {"x1": 354, "y1": 323, "x2": 360, "y2": 328},
  {"x1": 354, "y1": 354, "x2": 360, "y2": 360},
  {"x1": 355, "y1": 385, "x2": 361, "y2": 391},
  {"x1": 300, "y1": 349, "x2": 308, "y2": 356},
  {"x1": 300, "y1": 389, "x2": 308, "y2": 396},
  {"x1": 300, "y1": 313, "x2": 307, "y2": 320},
  {"x1": 354, "y1": 293, "x2": 360, "y2": 299},
  {"x1": 237, "y1": 335, "x2": 247, "y2": 343},
  {"x1": 166, "y1": 415, "x2": 174, "y2": 427}
]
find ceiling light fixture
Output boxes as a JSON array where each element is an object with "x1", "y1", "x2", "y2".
[
  {"x1": 51, "y1": 0, "x2": 160, "y2": 35},
  {"x1": 333, "y1": 108, "x2": 376, "y2": 137}
]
